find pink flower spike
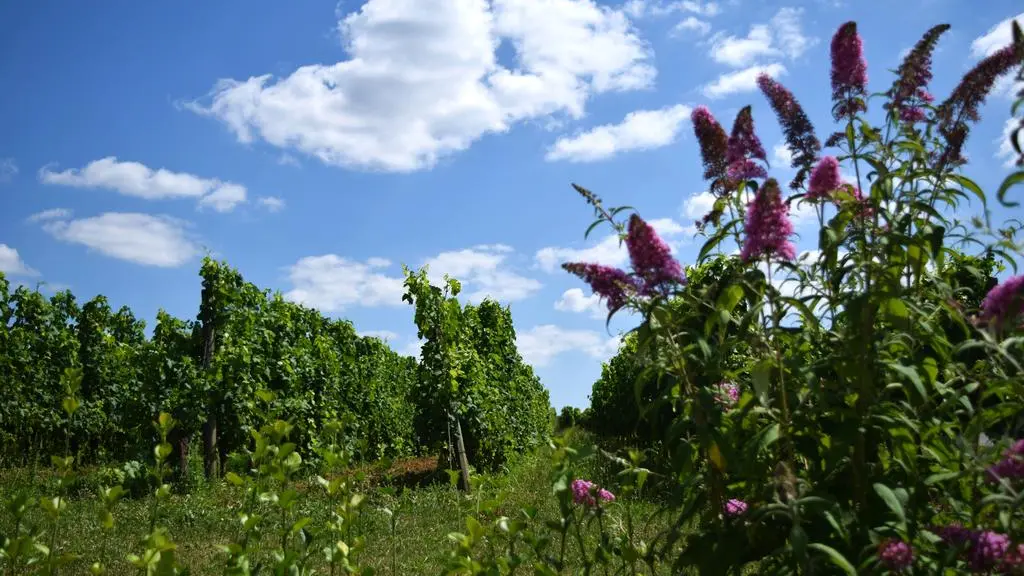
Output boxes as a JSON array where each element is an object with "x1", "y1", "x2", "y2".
[
  {"x1": 725, "y1": 106, "x2": 767, "y2": 184},
  {"x1": 807, "y1": 156, "x2": 842, "y2": 200},
  {"x1": 692, "y1": 106, "x2": 730, "y2": 187},
  {"x1": 562, "y1": 262, "x2": 637, "y2": 312},
  {"x1": 979, "y1": 275, "x2": 1024, "y2": 328},
  {"x1": 830, "y1": 21, "x2": 868, "y2": 119},
  {"x1": 740, "y1": 179, "x2": 796, "y2": 263},
  {"x1": 625, "y1": 214, "x2": 686, "y2": 295}
]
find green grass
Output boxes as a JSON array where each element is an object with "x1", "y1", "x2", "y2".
[{"x1": 0, "y1": 430, "x2": 687, "y2": 575}]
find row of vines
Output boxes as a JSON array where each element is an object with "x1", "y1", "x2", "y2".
[{"x1": 0, "y1": 257, "x2": 551, "y2": 477}]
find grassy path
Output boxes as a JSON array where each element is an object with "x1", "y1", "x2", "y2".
[{"x1": 0, "y1": 430, "x2": 680, "y2": 574}]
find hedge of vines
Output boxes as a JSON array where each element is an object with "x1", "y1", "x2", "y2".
[
  {"x1": 402, "y1": 266, "x2": 552, "y2": 472},
  {"x1": 0, "y1": 257, "x2": 553, "y2": 475},
  {"x1": 0, "y1": 257, "x2": 419, "y2": 467}
]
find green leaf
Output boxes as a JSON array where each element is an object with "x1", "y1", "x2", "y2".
[
  {"x1": 949, "y1": 174, "x2": 990, "y2": 210},
  {"x1": 808, "y1": 543, "x2": 857, "y2": 575},
  {"x1": 751, "y1": 358, "x2": 772, "y2": 406},
  {"x1": 466, "y1": 516, "x2": 485, "y2": 542},
  {"x1": 996, "y1": 171, "x2": 1024, "y2": 208},
  {"x1": 873, "y1": 483, "x2": 906, "y2": 524},
  {"x1": 882, "y1": 298, "x2": 908, "y2": 321},
  {"x1": 924, "y1": 471, "x2": 962, "y2": 485},
  {"x1": 888, "y1": 362, "x2": 926, "y2": 401},
  {"x1": 716, "y1": 284, "x2": 743, "y2": 315}
]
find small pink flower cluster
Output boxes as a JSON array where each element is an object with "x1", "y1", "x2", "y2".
[
  {"x1": 571, "y1": 478, "x2": 615, "y2": 507},
  {"x1": 878, "y1": 538, "x2": 913, "y2": 572},
  {"x1": 713, "y1": 381, "x2": 739, "y2": 410},
  {"x1": 934, "y1": 524, "x2": 1024, "y2": 572},
  {"x1": 724, "y1": 498, "x2": 747, "y2": 518},
  {"x1": 986, "y1": 439, "x2": 1024, "y2": 483}
]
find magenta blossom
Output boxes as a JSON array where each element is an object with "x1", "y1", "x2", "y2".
[
  {"x1": 726, "y1": 106, "x2": 767, "y2": 184},
  {"x1": 740, "y1": 179, "x2": 796, "y2": 263},
  {"x1": 726, "y1": 159, "x2": 768, "y2": 181},
  {"x1": 724, "y1": 499, "x2": 748, "y2": 517},
  {"x1": 888, "y1": 24, "x2": 948, "y2": 121},
  {"x1": 626, "y1": 214, "x2": 686, "y2": 295},
  {"x1": 713, "y1": 381, "x2": 739, "y2": 410},
  {"x1": 900, "y1": 107, "x2": 927, "y2": 123},
  {"x1": 968, "y1": 531, "x2": 1011, "y2": 572},
  {"x1": 830, "y1": 21, "x2": 868, "y2": 119},
  {"x1": 563, "y1": 262, "x2": 637, "y2": 312},
  {"x1": 934, "y1": 523, "x2": 974, "y2": 547},
  {"x1": 807, "y1": 156, "x2": 843, "y2": 200},
  {"x1": 986, "y1": 439, "x2": 1024, "y2": 482},
  {"x1": 571, "y1": 479, "x2": 615, "y2": 507},
  {"x1": 692, "y1": 106, "x2": 730, "y2": 191},
  {"x1": 979, "y1": 275, "x2": 1024, "y2": 327},
  {"x1": 935, "y1": 524, "x2": 1021, "y2": 572},
  {"x1": 878, "y1": 539, "x2": 914, "y2": 572},
  {"x1": 756, "y1": 74, "x2": 821, "y2": 190}
]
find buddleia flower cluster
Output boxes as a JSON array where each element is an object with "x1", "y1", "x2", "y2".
[{"x1": 563, "y1": 214, "x2": 686, "y2": 314}]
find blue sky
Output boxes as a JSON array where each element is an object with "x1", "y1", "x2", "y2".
[{"x1": 1, "y1": 0, "x2": 1022, "y2": 410}]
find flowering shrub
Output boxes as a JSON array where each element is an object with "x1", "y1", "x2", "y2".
[{"x1": 552, "y1": 18, "x2": 1024, "y2": 575}]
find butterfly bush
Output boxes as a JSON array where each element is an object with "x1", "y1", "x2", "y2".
[{"x1": 541, "y1": 16, "x2": 1024, "y2": 576}]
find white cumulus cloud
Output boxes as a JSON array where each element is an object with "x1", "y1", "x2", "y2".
[
  {"x1": 772, "y1": 141, "x2": 793, "y2": 168},
  {"x1": 198, "y1": 183, "x2": 248, "y2": 213},
  {"x1": 546, "y1": 104, "x2": 692, "y2": 162},
  {"x1": 284, "y1": 244, "x2": 542, "y2": 312},
  {"x1": 284, "y1": 255, "x2": 406, "y2": 312},
  {"x1": 681, "y1": 190, "x2": 716, "y2": 221},
  {"x1": 707, "y1": 7, "x2": 811, "y2": 67},
  {"x1": 40, "y1": 157, "x2": 247, "y2": 212},
  {"x1": 0, "y1": 158, "x2": 17, "y2": 182},
  {"x1": 672, "y1": 16, "x2": 711, "y2": 36},
  {"x1": 554, "y1": 287, "x2": 605, "y2": 318},
  {"x1": 0, "y1": 244, "x2": 39, "y2": 277},
  {"x1": 186, "y1": 0, "x2": 655, "y2": 172},
  {"x1": 257, "y1": 196, "x2": 286, "y2": 212},
  {"x1": 703, "y1": 62, "x2": 786, "y2": 98},
  {"x1": 424, "y1": 244, "x2": 542, "y2": 302},
  {"x1": 701, "y1": 8, "x2": 809, "y2": 98},
  {"x1": 40, "y1": 212, "x2": 200, "y2": 267},
  {"x1": 997, "y1": 118, "x2": 1022, "y2": 168},
  {"x1": 516, "y1": 324, "x2": 621, "y2": 367},
  {"x1": 970, "y1": 12, "x2": 1024, "y2": 58},
  {"x1": 26, "y1": 208, "x2": 73, "y2": 223}
]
